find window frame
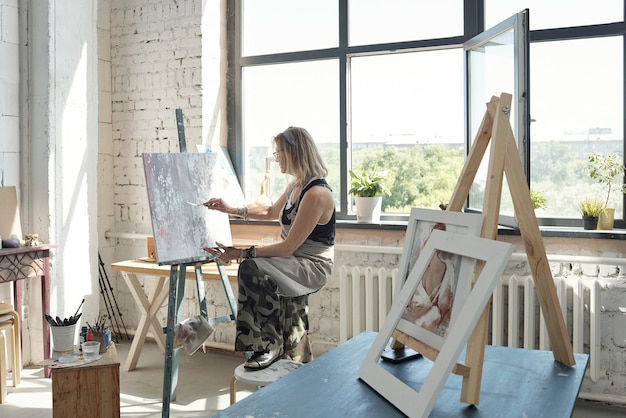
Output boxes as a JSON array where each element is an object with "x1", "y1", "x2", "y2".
[{"x1": 227, "y1": 0, "x2": 626, "y2": 227}]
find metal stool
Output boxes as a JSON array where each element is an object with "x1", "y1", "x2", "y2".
[
  {"x1": 0, "y1": 303, "x2": 21, "y2": 403},
  {"x1": 229, "y1": 359, "x2": 302, "y2": 405}
]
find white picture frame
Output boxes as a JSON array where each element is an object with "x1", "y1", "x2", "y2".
[
  {"x1": 394, "y1": 208, "x2": 483, "y2": 348},
  {"x1": 359, "y1": 230, "x2": 513, "y2": 418}
]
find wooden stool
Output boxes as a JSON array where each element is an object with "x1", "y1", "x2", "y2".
[
  {"x1": 229, "y1": 359, "x2": 302, "y2": 405},
  {"x1": 0, "y1": 303, "x2": 21, "y2": 403}
]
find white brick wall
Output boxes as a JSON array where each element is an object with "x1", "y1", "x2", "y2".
[
  {"x1": 99, "y1": 0, "x2": 115, "y2": 267},
  {"x1": 104, "y1": 0, "x2": 227, "y2": 345},
  {"x1": 0, "y1": 1, "x2": 20, "y2": 188},
  {"x1": 109, "y1": 0, "x2": 208, "y2": 242}
]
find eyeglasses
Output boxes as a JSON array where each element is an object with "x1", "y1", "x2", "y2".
[{"x1": 273, "y1": 149, "x2": 284, "y2": 160}]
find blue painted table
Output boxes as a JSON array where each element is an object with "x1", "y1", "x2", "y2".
[{"x1": 214, "y1": 331, "x2": 589, "y2": 417}]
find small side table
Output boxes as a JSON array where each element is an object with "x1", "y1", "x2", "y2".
[{"x1": 50, "y1": 342, "x2": 120, "y2": 418}]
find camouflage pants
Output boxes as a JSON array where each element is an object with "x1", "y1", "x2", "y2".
[{"x1": 235, "y1": 259, "x2": 313, "y2": 363}]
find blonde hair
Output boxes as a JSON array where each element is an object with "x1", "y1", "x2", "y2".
[{"x1": 274, "y1": 127, "x2": 328, "y2": 183}]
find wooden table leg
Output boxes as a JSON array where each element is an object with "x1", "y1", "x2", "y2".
[
  {"x1": 120, "y1": 272, "x2": 168, "y2": 371},
  {"x1": 42, "y1": 249, "x2": 51, "y2": 373},
  {"x1": 148, "y1": 280, "x2": 169, "y2": 353}
]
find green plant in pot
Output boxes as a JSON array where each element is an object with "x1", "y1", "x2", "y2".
[
  {"x1": 530, "y1": 188, "x2": 547, "y2": 211},
  {"x1": 577, "y1": 197, "x2": 604, "y2": 230},
  {"x1": 586, "y1": 152, "x2": 626, "y2": 229},
  {"x1": 349, "y1": 170, "x2": 390, "y2": 223}
]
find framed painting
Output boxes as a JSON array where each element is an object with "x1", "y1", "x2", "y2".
[
  {"x1": 391, "y1": 209, "x2": 483, "y2": 350},
  {"x1": 396, "y1": 208, "x2": 483, "y2": 290},
  {"x1": 359, "y1": 230, "x2": 513, "y2": 418}
]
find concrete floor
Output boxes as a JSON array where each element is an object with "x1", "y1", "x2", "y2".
[{"x1": 0, "y1": 338, "x2": 624, "y2": 417}]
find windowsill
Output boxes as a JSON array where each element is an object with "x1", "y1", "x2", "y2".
[
  {"x1": 230, "y1": 219, "x2": 626, "y2": 238},
  {"x1": 499, "y1": 225, "x2": 626, "y2": 239}
]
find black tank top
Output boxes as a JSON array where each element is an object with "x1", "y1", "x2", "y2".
[{"x1": 280, "y1": 178, "x2": 335, "y2": 246}]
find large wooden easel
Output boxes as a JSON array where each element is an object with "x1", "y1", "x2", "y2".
[{"x1": 392, "y1": 93, "x2": 575, "y2": 406}]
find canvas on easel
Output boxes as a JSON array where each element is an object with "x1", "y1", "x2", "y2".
[
  {"x1": 142, "y1": 152, "x2": 233, "y2": 265},
  {"x1": 359, "y1": 230, "x2": 514, "y2": 418}
]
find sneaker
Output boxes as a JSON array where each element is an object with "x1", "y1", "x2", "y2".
[{"x1": 244, "y1": 348, "x2": 283, "y2": 370}]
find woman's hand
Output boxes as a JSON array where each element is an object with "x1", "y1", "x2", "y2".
[
  {"x1": 202, "y1": 241, "x2": 241, "y2": 263},
  {"x1": 204, "y1": 198, "x2": 233, "y2": 215}
]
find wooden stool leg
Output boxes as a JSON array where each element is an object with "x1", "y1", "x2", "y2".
[
  {"x1": 10, "y1": 312, "x2": 20, "y2": 386},
  {"x1": 0, "y1": 332, "x2": 7, "y2": 403},
  {"x1": 230, "y1": 375, "x2": 236, "y2": 405}
]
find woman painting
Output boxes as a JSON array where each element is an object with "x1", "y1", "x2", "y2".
[{"x1": 203, "y1": 126, "x2": 335, "y2": 370}]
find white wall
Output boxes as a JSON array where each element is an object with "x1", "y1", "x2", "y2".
[
  {"x1": 98, "y1": 0, "x2": 115, "y2": 281},
  {"x1": 0, "y1": 0, "x2": 19, "y2": 305},
  {"x1": 0, "y1": 0, "x2": 20, "y2": 193},
  {"x1": 108, "y1": 0, "x2": 215, "y2": 258},
  {"x1": 0, "y1": 0, "x2": 100, "y2": 364}
]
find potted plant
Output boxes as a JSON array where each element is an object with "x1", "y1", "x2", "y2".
[
  {"x1": 577, "y1": 197, "x2": 604, "y2": 230},
  {"x1": 349, "y1": 170, "x2": 390, "y2": 223},
  {"x1": 530, "y1": 188, "x2": 547, "y2": 211},
  {"x1": 586, "y1": 152, "x2": 626, "y2": 229}
]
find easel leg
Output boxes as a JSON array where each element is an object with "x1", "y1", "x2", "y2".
[
  {"x1": 195, "y1": 264, "x2": 208, "y2": 320},
  {"x1": 162, "y1": 265, "x2": 186, "y2": 418},
  {"x1": 217, "y1": 262, "x2": 237, "y2": 320}
]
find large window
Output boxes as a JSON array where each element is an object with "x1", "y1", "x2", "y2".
[
  {"x1": 350, "y1": 50, "x2": 465, "y2": 213},
  {"x1": 241, "y1": 61, "x2": 339, "y2": 204},
  {"x1": 229, "y1": 0, "x2": 626, "y2": 226}
]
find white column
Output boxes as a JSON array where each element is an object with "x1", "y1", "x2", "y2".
[{"x1": 25, "y1": 0, "x2": 99, "y2": 362}]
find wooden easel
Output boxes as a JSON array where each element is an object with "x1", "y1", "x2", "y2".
[
  {"x1": 392, "y1": 93, "x2": 575, "y2": 406},
  {"x1": 160, "y1": 110, "x2": 238, "y2": 418},
  {"x1": 161, "y1": 260, "x2": 237, "y2": 416}
]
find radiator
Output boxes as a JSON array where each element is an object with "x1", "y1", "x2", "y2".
[
  {"x1": 339, "y1": 266, "x2": 601, "y2": 382},
  {"x1": 339, "y1": 265, "x2": 398, "y2": 343},
  {"x1": 491, "y1": 274, "x2": 601, "y2": 382}
]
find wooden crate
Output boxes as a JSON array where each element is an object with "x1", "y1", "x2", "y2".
[{"x1": 51, "y1": 343, "x2": 120, "y2": 417}]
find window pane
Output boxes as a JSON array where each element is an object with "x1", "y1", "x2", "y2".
[
  {"x1": 530, "y1": 37, "x2": 624, "y2": 219},
  {"x1": 349, "y1": 0, "x2": 463, "y2": 46},
  {"x1": 486, "y1": 1, "x2": 623, "y2": 30},
  {"x1": 350, "y1": 50, "x2": 465, "y2": 214},
  {"x1": 242, "y1": 0, "x2": 338, "y2": 56},
  {"x1": 466, "y1": 26, "x2": 518, "y2": 218},
  {"x1": 242, "y1": 60, "x2": 340, "y2": 208}
]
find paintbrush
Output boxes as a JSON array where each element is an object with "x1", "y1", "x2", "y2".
[
  {"x1": 67, "y1": 298, "x2": 85, "y2": 325},
  {"x1": 73, "y1": 298, "x2": 85, "y2": 317},
  {"x1": 45, "y1": 314, "x2": 58, "y2": 326},
  {"x1": 187, "y1": 201, "x2": 204, "y2": 207}
]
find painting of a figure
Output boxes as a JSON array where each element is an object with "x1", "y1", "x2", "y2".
[
  {"x1": 143, "y1": 152, "x2": 235, "y2": 265},
  {"x1": 395, "y1": 209, "x2": 482, "y2": 342},
  {"x1": 401, "y1": 231, "x2": 461, "y2": 338}
]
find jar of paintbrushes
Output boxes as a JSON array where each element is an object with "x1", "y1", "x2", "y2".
[{"x1": 87, "y1": 314, "x2": 112, "y2": 353}]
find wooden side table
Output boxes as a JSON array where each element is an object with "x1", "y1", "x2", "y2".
[
  {"x1": 51, "y1": 342, "x2": 120, "y2": 418},
  {"x1": 0, "y1": 245, "x2": 53, "y2": 375}
]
